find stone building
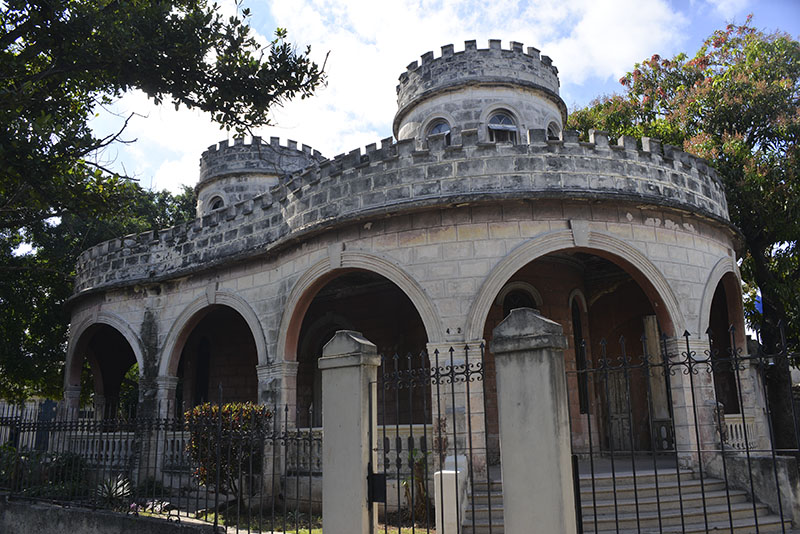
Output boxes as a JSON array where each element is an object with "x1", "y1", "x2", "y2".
[{"x1": 65, "y1": 39, "x2": 766, "y2": 465}]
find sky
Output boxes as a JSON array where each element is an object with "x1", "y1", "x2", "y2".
[{"x1": 89, "y1": 0, "x2": 800, "y2": 194}]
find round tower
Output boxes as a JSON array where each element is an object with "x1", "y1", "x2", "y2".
[
  {"x1": 196, "y1": 136, "x2": 323, "y2": 217},
  {"x1": 394, "y1": 39, "x2": 567, "y2": 146}
]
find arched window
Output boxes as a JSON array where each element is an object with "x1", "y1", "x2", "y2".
[
  {"x1": 488, "y1": 112, "x2": 517, "y2": 144},
  {"x1": 427, "y1": 120, "x2": 451, "y2": 145},
  {"x1": 502, "y1": 289, "x2": 537, "y2": 317},
  {"x1": 209, "y1": 196, "x2": 224, "y2": 211},
  {"x1": 547, "y1": 122, "x2": 561, "y2": 141}
]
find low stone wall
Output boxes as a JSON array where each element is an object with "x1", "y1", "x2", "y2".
[
  {"x1": 0, "y1": 495, "x2": 221, "y2": 534},
  {"x1": 73, "y1": 130, "x2": 729, "y2": 297}
]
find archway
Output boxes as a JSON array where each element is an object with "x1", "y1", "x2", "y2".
[
  {"x1": 292, "y1": 270, "x2": 429, "y2": 427},
  {"x1": 66, "y1": 323, "x2": 139, "y2": 417},
  {"x1": 481, "y1": 250, "x2": 676, "y2": 458},
  {"x1": 707, "y1": 272, "x2": 747, "y2": 414},
  {"x1": 173, "y1": 305, "x2": 259, "y2": 410}
]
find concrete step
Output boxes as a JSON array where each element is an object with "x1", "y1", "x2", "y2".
[
  {"x1": 581, "y1": 488, "x2": 750, "y2": 514},
  {"x1": 584, "y1": 501, "x2": 773, "y2": 530},
  {"x1": 581, "y1": 477, "x2": 727, "y2": 499},
  {"x1": 461, "y1": 516, "x2": 505, "y2": 534},
  {"x1": 583, "y1": 515, "x2": 792, "y2": 534},
  {"x1": 464, "y1": 502, "x2": 504, "y2": 521},
  {"x1": 579, "y1": 469, "x2": 696, "y2": 488}
]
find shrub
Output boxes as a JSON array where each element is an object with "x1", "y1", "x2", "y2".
[{"x1": 185, "y1": 402, "x2": 271, "y2": 498}]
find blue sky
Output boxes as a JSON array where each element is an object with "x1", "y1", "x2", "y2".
[{"x1": 89, "y1": 0, "x2": 800, "y2": 194}]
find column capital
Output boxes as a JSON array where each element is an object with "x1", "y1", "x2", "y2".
[
  {"x1": 155, "y1": 376, "x2": 179, "y2": 390},
  {"x1": 256, "y1": 360, "x2": 300, "y2": 381},
  {"x1": 663, "y1": 335, "x2": 712, "y2": 362}
]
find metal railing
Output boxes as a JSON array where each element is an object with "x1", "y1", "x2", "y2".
[{"x1": 0, "y1": 396, "x2": 322, "y2": 533}]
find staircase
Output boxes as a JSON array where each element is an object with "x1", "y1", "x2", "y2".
[{"x1": 461, "y1": 467, "x2": 793, "y2": 534}]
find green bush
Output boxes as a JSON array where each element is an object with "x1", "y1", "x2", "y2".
[{"x1": 185, "y1": 402, "x2": 271, "y2": 498}]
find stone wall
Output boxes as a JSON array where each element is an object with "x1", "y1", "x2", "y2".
[
  {"x1": 0, "y1": 496, "x2": 221, "y2": 534},
  {"x1": 73, "y1": 130, "x2": 730, "y2": 296}
]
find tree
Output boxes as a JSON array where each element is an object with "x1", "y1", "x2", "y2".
[
  {"x1": 568, "y1": 17, "x2": 799, "y2": 447},
  {"x1": 0, "y1": 186, "x2": 197, "y2": 402},
  {"x1": 0, "y1": 0, "x2": 325, "y2": 402}
]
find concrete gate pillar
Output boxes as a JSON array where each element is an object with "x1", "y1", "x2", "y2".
[
  {"x1": 491, "y1": 308, "x2": 577, "y2": 534},
  {"x1": 319, "y1": 330, "x2": 380, "y2": 534}
]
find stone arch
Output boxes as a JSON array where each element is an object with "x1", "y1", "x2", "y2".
[
  {"x1": 568, "y1": 288, "x2": 588, "y2": 314},
  {"x1": 277, "y1": 250, "x2": 444, "y2": 363},
  {"x1": 698, "y1": 256, "x2": 744, "y2": 338},
  {"x1": 64, "y1": 312, "x2": 145, "y2": 391},
  {"x1": 159, "y1": 290, "x2": 267, "y2": 377},
  {"x1": 466, "y1": 229, "x2": 684, "y2": 340}
]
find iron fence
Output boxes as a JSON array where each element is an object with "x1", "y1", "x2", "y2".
[
  {"x1": 372, "y1": 344, "x2": 499, "y2": 534},
  {"x1": 0, "y1": 389, "x2": 321, "y2": 533},
  {"x1": 568, "y1": 326, "x2": 800, "y2": 534}
]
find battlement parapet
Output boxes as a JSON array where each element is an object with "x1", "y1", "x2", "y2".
[
  {"x1": 73, "y1": 130, "x2": 730, "y2": 296},
  {"x1": 396, "y1": 40, "x2": 561, "y2": 113},
  {"x1": 199, "y1": 136, "x2": 324, "y2": 184}
]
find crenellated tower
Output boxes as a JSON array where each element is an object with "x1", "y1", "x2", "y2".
[
  {"x1": 394, "y1": 39, "x2": 567, "y2": 146},
  {"x1": 196, "y1": 136, "x2": 323, "y2": 217}
]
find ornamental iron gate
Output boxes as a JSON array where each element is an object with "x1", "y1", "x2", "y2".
[
  {"x1": 371, "y1": 344, "x2": 501, "y2": 533},
  {"x1": 568, "y1": 326, "x2": 799, "y2": 534}
]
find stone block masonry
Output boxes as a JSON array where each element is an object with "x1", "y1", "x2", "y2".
[{"x1": 73, "y1": 130, "x2": 730, "y2": 296}]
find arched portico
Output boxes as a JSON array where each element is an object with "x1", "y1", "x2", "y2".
[
  {"x1": 277, "y1": 250, "x2": 444, "y2": 364},
  {"x1": 159, "y1": 290, "x2": 267, "y2": 378},
  {"x1": 63, "y1": 312, "x2": 144, "y2": 415},
  {"x1": 466, "y1": 229, "x2": 684, "y2": 341}
]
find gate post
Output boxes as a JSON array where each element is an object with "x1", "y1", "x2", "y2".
[
  {"x1": 319, "y1": 330, "x2": 380, "y2": 534},
  {"x1": 492, "y1": 308, "x2": 577, "y2": 534}
]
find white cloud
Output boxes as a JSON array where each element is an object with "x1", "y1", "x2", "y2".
[
  {"x1": 90, "y1": 0, "x2": 694, "y2": 194},
  {"x1": 703, "y1": 0, "x2": 750, "y2": 19}
]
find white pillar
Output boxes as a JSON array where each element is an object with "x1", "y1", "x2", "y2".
[
  {"x1": 491, "y1": 308, "x2": 577, "y2": 534},
  {"x1": 320, "y1": 330, "x2": 380, "y2": 534}
]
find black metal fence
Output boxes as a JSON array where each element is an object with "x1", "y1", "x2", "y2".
[
  {"x1": 372, "y1": 345, "x2": 500, "y2": 534},
  {"x1": 568, "y1": 327, "x2": 800, "y2": 534},
  {"x1": 0, "y1": 390, "x2": 321, "y2": 533}
]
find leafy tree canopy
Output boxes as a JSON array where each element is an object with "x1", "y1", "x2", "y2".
[
  {"x1": 0, "y1": 0, "x2": 325, "y2": 402},
  {"x1": 568, "y1": 18, "x2": 800, "y2": 351}
]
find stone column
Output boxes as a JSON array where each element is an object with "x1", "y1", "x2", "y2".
[
  {"x1": 62, "y1": 385, "x2": 81, "y2": 419},
  {"x1": 491, "y1": 308, "x2": 577, "y2": 534},
  {"x1": 257, "y1": 361, "x2": 299, "y2": 422},
  {"x1": 154, "y1": 376, "x2": 179, "y2": 418},
  {"x1": 319, "y1": 331, "x2": 380, "y2": 534},
  {"x1": 256, "y1": 361, "x2": 300, "y2": 496},
  {"x1": 663, "y1": 335, "x2": 719, "y2": 469},
  {"x1": 426, "y1": 341, "x2": 488, "y2": 477}
]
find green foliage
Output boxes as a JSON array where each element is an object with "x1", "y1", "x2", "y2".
[
  {"x1": 185, "y1": 402, "x2": 271, "y2": 498},
  {"x1": 95, "y1": 474, "x2": 132, "y2": 510},
  {"x1": 0, "y1": 446, "x2": 89, "y2": 498},
  {"x1": 567, "y1": 18, "x2": 800, "y2": 351},
  {"x1": 1, "y1": 0, "x2": 324, "y2": 402}
]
